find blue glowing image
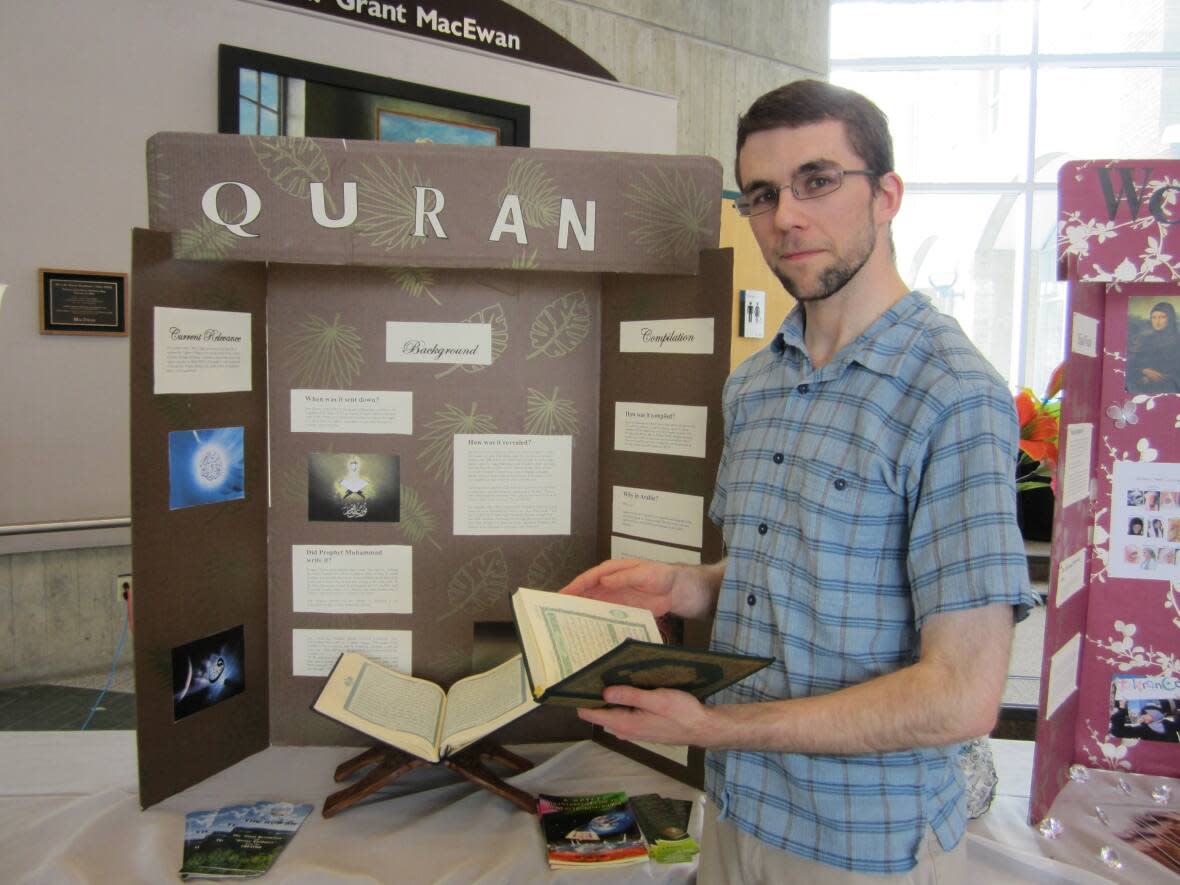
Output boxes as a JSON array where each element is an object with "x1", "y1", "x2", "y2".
[{"x1": 168, "y1": 426, "x2": 245, "y2": 510}]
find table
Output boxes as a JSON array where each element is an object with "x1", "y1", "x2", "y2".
[{"x1": 0, "y1": 732, "x2": 1162, "y2": 883}]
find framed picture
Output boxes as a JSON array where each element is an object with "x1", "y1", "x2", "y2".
[
  {"x1": 376, "y1": 108, "x2": 501, "y2": 146},
  {"x1": 218, "y1": 44, "x2": 529, "y2": 146},
  {"x1": 39, "y1": 268, "x2": 127, "y2": 336}
]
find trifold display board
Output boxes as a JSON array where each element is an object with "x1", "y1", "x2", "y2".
[
  {"x1": 130, "y1": 134, "x2": 730, "y2": 807},
  {"x1": 1031, "y1": 159, "x2": 1180, "y2": 821}
]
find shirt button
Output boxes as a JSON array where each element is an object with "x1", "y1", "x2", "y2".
[
  {"x1": 834, "y1": 478, "x2": 847, "y2": 490},
  {"x1": 747, "y1": 594, "x2": 757, "y2": 607},
  {"x1": 757, "y1": 523, "x2": 768, "y2": 535},
  {"x1": 772, "y1": 453, "x2": 784, "y2": 464},
  {"x1": 797, "y1": 383, "x2": 809, "y2": 394}
]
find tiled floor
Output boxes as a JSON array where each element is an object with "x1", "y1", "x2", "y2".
[
  {"x1": 0, "y1": 683, "x2": 136, "y2": 730},
  {"x1": 0, "y1": 665, "x2": 136, "y2": 731}
]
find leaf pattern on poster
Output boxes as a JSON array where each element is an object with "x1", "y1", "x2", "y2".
[
  {"x1": 624, "y1": 167, "x2": 712, "y2": 259},
  {"x1": 398, "y1": 484, "x2": 443, "y2": 551},
  {"x1": 417, "y1": 402, "x2": 498, "y2": 483},
  {"x1": 386, "y1": 266, "x2": 440, "y2": 306},
  {"x1": 500, "y1": 157, "x2": 559, "y2": 228},
  {"x1": 525, "y1": 538, "x2": 580, "y2": 591},
  {"x1": 175, "y1": 218, "x2": 239, "y2": 260},
  {"x1": 426, "y1": 647, "x2": 470, "y2": 683},
  {"x1": 276, "y1": 459, "x2": 310, "y2": 506},
  {"x1": 439, "y1": 547, "x2": 509, "y2": 620},
  {"x1": 524, "y1": 387, "x2": 579, "y2": 436},
  {"x1": 510, "y1": 249, "x2": 540, "y2": 271},
  {"x1": 527, "y1": 291, "x2": 590, "y2": 360},
  {"x1": 146, "y1": 139, "x2": 171, "y2": 222},
  {"x1": 434, "y1": 303, "x2": 508, "y2": 379},
  {"x1": 280, "y1": 313, "x2": 364, "y2": 388},
  {"x1": 355, "y1": 157, "x2": 430, "y2": 252},
  {"x1": 249, "y1": 136, "x2": 333, "y2": 208}
]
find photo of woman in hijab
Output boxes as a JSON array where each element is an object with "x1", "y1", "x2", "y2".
[{"x1": 1127, "y1": 299, "x2": 1180, "y2": 394}]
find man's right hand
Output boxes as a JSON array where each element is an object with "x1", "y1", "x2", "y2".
[{"x1": 559, "y1": 558, "x2": 723, "y2": 621}]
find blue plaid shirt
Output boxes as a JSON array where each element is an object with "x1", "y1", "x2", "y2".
[{"x1": 706, "y1": 291, "x2": 1035, "y2": 874}]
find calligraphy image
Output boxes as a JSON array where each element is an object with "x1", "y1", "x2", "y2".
[
  {"x1": 307, "y1": 452, "x2": 400, "y2": 522},
  {"x1": 171, "y1": 625, "x2": 246, "y2": 721},
  {"x1": 168, "y1": 426, "x2": 245, "y2": 510}
]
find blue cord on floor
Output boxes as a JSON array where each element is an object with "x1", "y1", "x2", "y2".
[{"x1": 81, "y1": 603, "x2": 130, "y2": 731}]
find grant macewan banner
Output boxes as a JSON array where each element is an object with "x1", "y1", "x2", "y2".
[
  {"x1": 259, "y1": 0, "x2": 615, "y2": 80},
  {"x1": 146, "y1": 133, "x2": 722, "y2": 275}
]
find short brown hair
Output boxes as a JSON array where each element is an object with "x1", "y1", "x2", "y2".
[{"x1": 735, "y1": 79, "x2": 894, "y2": 189}]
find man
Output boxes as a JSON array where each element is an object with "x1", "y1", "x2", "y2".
[{"x1": 561, "y1": 79, "x2": 1036, "y2": 882}]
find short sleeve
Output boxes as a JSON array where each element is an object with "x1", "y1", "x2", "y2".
[{"x1": 906, "y1": 381, "x2": 1036, "y2": 627}]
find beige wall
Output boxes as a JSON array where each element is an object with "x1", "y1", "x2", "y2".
[
  {"x1": 505, "y1": 0, "x2": 830, "y2": 190},
  {"x1": 1, "y1": 0, "x2": 829, "y2": 685}
]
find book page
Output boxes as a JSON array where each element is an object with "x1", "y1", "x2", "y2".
[
  {"x1": 513, "y1": 588, "x2": 660, "y2": 693},
  {"x1": 313, "y1": 652, "x2": 443, "y2": 761},
  {"x1": 439, "y1": 654, "x2": 538, "y2": 755}
]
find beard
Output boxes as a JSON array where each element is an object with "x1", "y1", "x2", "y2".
[{"x1": 773, "y1": 212, "x2": 878, "y2": 303}]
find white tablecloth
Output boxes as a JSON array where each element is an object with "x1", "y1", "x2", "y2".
[{"x1": 0, "y1": 732, "x2": 1157, "y2": 883}]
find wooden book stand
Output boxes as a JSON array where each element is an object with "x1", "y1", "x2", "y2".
[{"x1": 322, "y1": 739, "x2": 537, "y2": 817}]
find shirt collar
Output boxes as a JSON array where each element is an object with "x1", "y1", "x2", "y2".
[{"x1": 771, "y1": 291, "x2": 928, "y2": 377}]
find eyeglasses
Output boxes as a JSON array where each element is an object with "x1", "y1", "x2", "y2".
[{"x1": 734, "y1": 166, "x2": 877, "y2": 217}]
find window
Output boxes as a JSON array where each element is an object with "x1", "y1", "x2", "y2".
[
  {"x1": 832, "y1": 0, "x2": 1180, "y2": 392},
  {"x1": 238, "y1": 68, "x2": 285, "y2": 136}
]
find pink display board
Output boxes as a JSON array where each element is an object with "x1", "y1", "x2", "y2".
[{"x1": 1031, "y1": 160, "x2": 1180, "y2": 821}]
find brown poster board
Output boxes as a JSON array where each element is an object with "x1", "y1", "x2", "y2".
[{"x1": 131, "y1": 135, "x2": 728, "y2": 805}]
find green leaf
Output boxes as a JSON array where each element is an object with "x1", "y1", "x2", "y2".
[
  {"x1": 527, "y1": 291, "x2": 590, "y2": 360},
  {"x1": 417, "y1": 402, "x2": 498, "y2": 483},
  {"x1": 624, "y1": 167, "x2": 713, "y2": 259},
  {"x1": 500, "y1": 157, "x2": 559, "y2": 228},
  {"x1": 174, "y1": 218, "x2": 239, "y2": 260},
  {"x1": 435, "y1": 303, "x2": 509, "y2": 379},
  {"x1": 524, "y1": 387, "x2": 579, "y2": 436},
  {"x1": 525, "y1": 538, "x2": 580, "y2": 591},
  {"x1": 280, "y1": 313, "x2": 365, "y2": 388},
  {"x1": 249, "y1": 136, "x2": 332, "y2": 203},
  {"x1": 439, "y1": 547, "x2": 509, "y2": 620},
  {"x1": 397, "y1": 484, "x2": 443, "y2": 550}
]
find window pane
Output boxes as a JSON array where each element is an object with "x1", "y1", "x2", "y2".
[
  {"x1": 285, "y1": 77, "x2": 307, "y2": 138},
  {"x1": 1023, "y1": 191, "x2": 1068, "y2": 395},
  {"x1": 1039, "y1": 0, "x2": 1180, "y2": 54},
  {"x1": 895, "y1": 192, "x2": 1026, "y2": 382},
  {"x1": 260, "y1": 72, "x2": 280, "y2": 112},
  {"x1": 833, "y1": 68, "x2": 1030, "y2": 182},
  {"x1": 831, "y1": 0, "x2": 1034, "y2": 58},
  {"x1": 239, "y1": 98, "x2": 257, "y2": 135},
  {"x1": 239, "y1": 68, "x2": 258, "y2": 102},
  {"x1": 260, "y1": 108, "x2": 279, "y2": 136},
  {"x1": 1035, "y1": 65, "x2": 1180, "y2": 182}
]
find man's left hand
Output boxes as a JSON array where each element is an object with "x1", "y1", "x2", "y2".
[{"x1": 577, "y1": 686, "x2": 716, "y2": 746}]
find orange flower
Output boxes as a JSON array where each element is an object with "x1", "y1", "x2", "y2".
[{"x1": 1014, "y1": 362, "x2": 1064, "y2": 470}]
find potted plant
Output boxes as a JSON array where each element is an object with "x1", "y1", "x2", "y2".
[{"x1": 1013, "y1": 362, "x2": 1064, "y2": 541}]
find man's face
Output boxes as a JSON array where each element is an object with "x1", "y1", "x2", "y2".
[{"x1": 737, "y1": 120, "x2": 882, "y2": 303}]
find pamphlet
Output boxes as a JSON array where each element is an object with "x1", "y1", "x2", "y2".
[
  {"x1": 178, "y1": 801, "x2": 312, "y2": 880},
  {"x1": 537, "y1": 792, "x2": 648, "y2": 868},
  {"x1": 629, "y1": 793, "x2": 699, "y2": 864}
]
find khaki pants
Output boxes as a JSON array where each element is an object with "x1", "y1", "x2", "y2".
[{"x1": 698, "y1": 802, "x2": 967, "y2": 884}]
